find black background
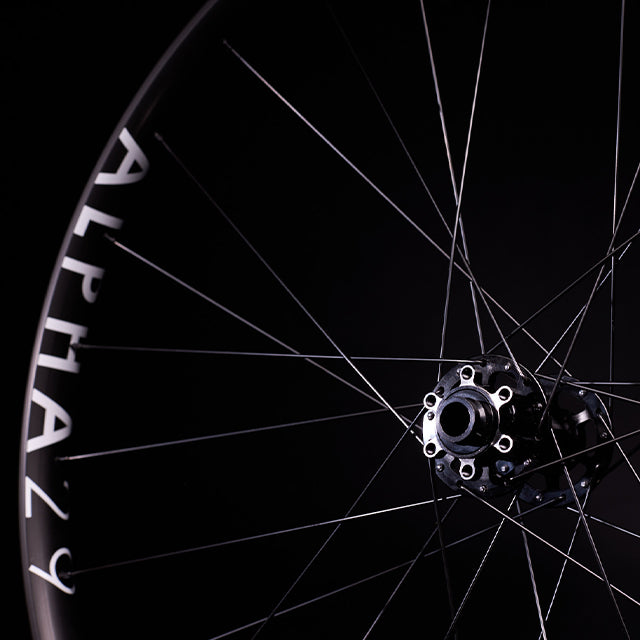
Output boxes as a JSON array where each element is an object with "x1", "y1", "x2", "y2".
[{"x1": 7, "y1": 2, "x2": 640, "y2": 638}]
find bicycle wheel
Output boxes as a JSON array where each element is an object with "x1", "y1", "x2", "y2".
[{"x1": 20, "y1": 1, "x2": 640, "y2": 638}]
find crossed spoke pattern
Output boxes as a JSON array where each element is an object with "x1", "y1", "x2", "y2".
[{"x1": 31, "y1": 2, "x2": 640, "y2": 639}]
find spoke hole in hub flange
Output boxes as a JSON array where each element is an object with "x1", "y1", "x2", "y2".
[
  {"x1": 424, "y1": 441, "x2": 437, "y2": 457},
  {"x1": 460, "y1": 463, "x2": 474, "y2": 479}
]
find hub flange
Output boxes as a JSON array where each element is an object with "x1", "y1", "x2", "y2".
[{"x1": 422, "y1": 356, "x2": 612, "y2": 505}]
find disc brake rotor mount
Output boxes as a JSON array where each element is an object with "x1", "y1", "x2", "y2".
[{"x1": 422, "y1": 356, "x2": 612, "y2": 506}]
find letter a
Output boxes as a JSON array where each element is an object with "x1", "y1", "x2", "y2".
[
  {"x1": 95, "y1": 127, "x2": 149, "y2": 185},
  {"x1": 27, "y1": 390, "x2": 72, "y2": 453}
]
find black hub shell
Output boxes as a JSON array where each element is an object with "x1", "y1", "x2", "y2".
[
  {"x1": 423, "y1": 356, "x2": 614, "y2": 506},
  {"x1": 423, "y1": 356, "x2": 547, "y2": 497}
]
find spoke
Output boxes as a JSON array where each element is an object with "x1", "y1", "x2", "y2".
[
  {"x1": 361, "y1": 498, "x2": 459, "y2": 640},
  {"x1": 531, "y1": 192, "x2": 640, "y2": 381},
  {"x1": 208, "y1": 498, "x2": 561, "y2": 640},
  {"x1": 610, "y1": 0, "x2": 626, "y2": 407},
  {"x1": 537, "y1": 268, "x2": 614, "y2": 434},
  {"x1": 534, "y1": 152, "x2": 639, "y2": 435},
  {"x1": 534, "y1": 305, "x2": 581, "y2": 374},
  {"x1": 154, "y1": 135, "x2": 411, "y2": 438},
  {"x1": 470, "y1": 269, "x2": 525, "y2": 375},
  {"x1": 534, "y1": 240, "x2": 636, "y2": 374},
  {"x1": 486, "y1": 226, "x2": 640, "y2": 358},
  {"x1": 538, "y1": 490, "x2": 590, "y2": 640},
  {"x1": 74, "y1": 343, "x2": 476, "y2": 363},
  {"x1": 427, "y1": 459, "x2": 457, "y2": 637},
  {"x1": 597, "y1": 413, "x2": 640, "y2": 487},
  {"x1": 67, "y1": 490, "x2": 457, "y2": 577},
  {"x1": 439, "y1": 221, "x2": 462, "y2": 376},
  {"x1": 106, "y1": 235, "x2": 389, "y2": 410},
  {"x1": 210, "y1": 512, "x2": 505, "y2": 640},
  {"x1": 328, "y1": 2, "x2": 485, "y2": 353},
  {"x1": 437, "y1": 0, "x2": 491, "y2": 376},
  {"x1": 443, "y1": 494, "x2": 557, "y2": 640},
  {"x1": 222, "y1": 40, "x2": 554, "y2": 371},
  {"x1": 485, "y1": 145, "x2": 640, "y2": 369},
  {"x1": 575, "y1": 381, "x2": 640, "y2": 387},
  {"x1": 609, "y1": 440, "x2": 640, "y2": 476},
  {"x1": 612, "y1": 0, "x2": 625, "y2": 241},
  {"x1": 459, "y1": 485, "x2": 640, "y2": 608},
  {"x1": 246, "y1": 408, "x2": 424, "y2": 639},
  {"x1": 459, "y1": 223, "x2": 485, "y2": 353},
  {"x1": 443, "y1": 494, "x2": 517, "y2": 639},
  {"x1": 511, "y1": 424, "x2": 640, "y2": 481},
  {"x1": 56, "y1": 402, "x2": 422, "y2": 462},
  {"x1": 517, "y1": 501, "x2": 548, "y2": 640},
  {"x1": 566, "y1": 507, "x2": 640, "y2": 541},
  {"x1": 482, "y1": 285, "x2": 563, "y2": 369},
  {"x1": 327, "y1": 2, "x2": 449, "y2": 233},
  {"x1": 221, "y1": 42, "x2": 460, "y2": 269},
  {"x1": 419, "y1": 0, "x2": 459, "y2": 204},
  {"x1": 534, "y1": 373, "x2": 640, "y2": 407}
]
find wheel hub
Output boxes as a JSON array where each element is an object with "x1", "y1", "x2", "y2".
[{"x1": 422, "y1": 356, "x2": 613, "y2": 506}]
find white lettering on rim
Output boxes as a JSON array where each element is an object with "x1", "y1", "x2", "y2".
[
  {"x1": 37, "y1": 318, "x2": 87, "y2": 374},
  {"x1": 27, "y1": 389, "x2": 72, "y2": 453},
  {"x1": 95, "y1": 127, "x2": 149, "y2": 185},
  {"x1": 25, "y1": 476, "x2": 69, "y2": 521},
  {"x1": 74, "y1": 204, "x2": 124, "y2": 237},
  {"x1": 29, "y1": 548, "x2": 75, "y2": 595},
  {"x1": 61, "y1": 257, "x2": 105, "y2": 303}
]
